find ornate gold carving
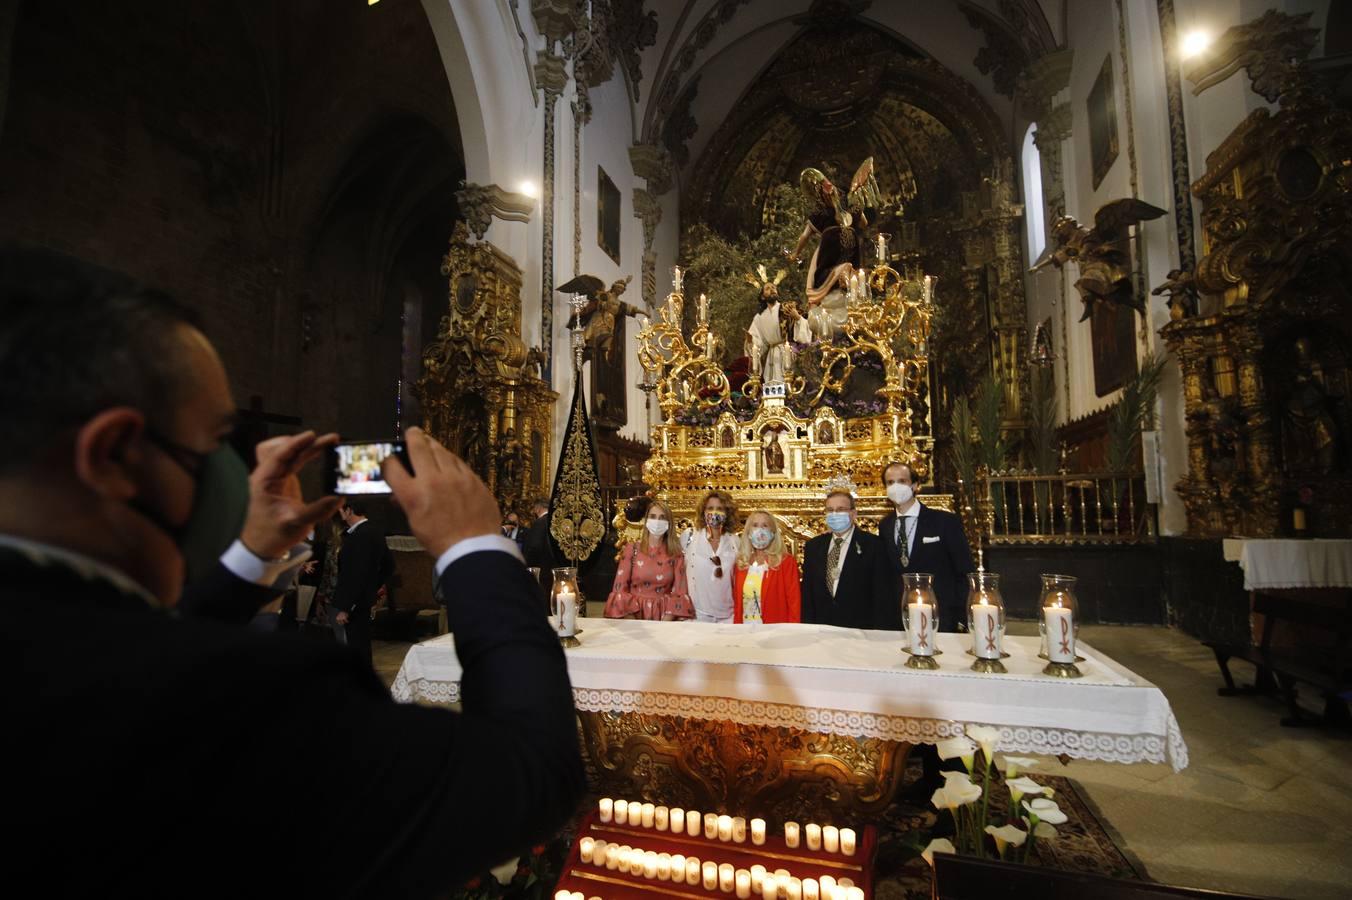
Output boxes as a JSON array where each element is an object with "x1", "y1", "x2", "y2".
[
  {"x1": 577, "y1": 710, "x2": 911, "y2": 823},
  {"x1": 418, "y1": 223, "x2": 556, "y2": 509},
  {"x1": 551, "y1": 383, "x2": 607, "y2": 562},
  {"x1": 454, "y1": 182, "x2": 536, "y2": 241}
]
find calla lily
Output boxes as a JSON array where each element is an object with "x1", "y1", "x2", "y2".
[
  {"x1": 940, "y1": 770, "x2": 975, "y2": 787},
  {"x1": 984, "y1": 823, "x2": 1028, "y2": 852},
  {"x1": 930, "y1": 787, "x2": 959, "y2": 811},
  {"x1": 936, "y1": 735, "x2": 977, "y2": 772},
  {"x1": 1025, "y1": 797, "x2": 1068, "y2": 824},
  {"x1": 1000, "y1": 756, "x2": 1038, "y2": 778},
  {"x1": 966, "y1": 724, "x2": 1001, "y2": 762},
  {"x1": 1033, "y1": 821, "x2": 1059, "y2": 839},
  {"x1": 945, "y1": 777, "x2": 983, "y2": 806},
  {"x1": 1006, "y1": 775, "x2": 1045, "y2": 804},
  {"x1": 920, "y1": 838, "x2": 955, "y2": 866},
  {"x1": 490, "y1": 857, "x2": 521, "y2": 886}
]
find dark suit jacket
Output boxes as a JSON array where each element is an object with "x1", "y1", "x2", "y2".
[
  {"x1": 6, "y1": 543, "x2": 584, "y2": 899},
  {"x1": 800, "y1": 527, "x2": 888, "y2": 629},
  {"x1": 878, "y1": 503, "x2": 974, "y2": 631},
  {"x1": 333, "y1": 519, "x2": 393, "y2": 614},
  {"x1": 522, "y1": 513, "x2": 555, "y2": 572}
]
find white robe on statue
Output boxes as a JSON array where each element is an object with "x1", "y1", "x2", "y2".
[{"x1": 747, "y1": 301, "x2": 810, "y2": 383}]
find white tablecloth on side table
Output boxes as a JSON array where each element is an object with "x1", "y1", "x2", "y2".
[
  {"x1": 392, "y1": 619, "x2": 1188, "y2": 772},
  {"x1": 1222, "y1": 538, "x2": 1352, "y2": 590}
]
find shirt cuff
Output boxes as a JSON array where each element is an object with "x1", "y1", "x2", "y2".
[
  {"x1": 220, "y1": 540, "x2": 313, "y2": 592},
  {"x1": 434, "y1": 534, "x2": 525, "y2": 578}
]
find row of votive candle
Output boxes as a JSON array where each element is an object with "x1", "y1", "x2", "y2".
[
  {"x1": 597, "y1": 798, "x2": 768, "y2": 846},
  {"x1": 575, "y1": 838, "x2": 864, "y2": 900},
  {"x1": 781, "y1": 822, "x2": 856, "y2": 856}
]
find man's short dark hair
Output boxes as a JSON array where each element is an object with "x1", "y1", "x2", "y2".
[
  {"x1": 882, "y1": 461, "x2": 923, "y2": 488},
  {"x1": 531, "y1": 498, "x2": 549, "y2": 514},
  {"x1": 345, "y1": 499, "x2": 371, "y2": 518},
  {"x1": 825, "y1": 489, "x2": 856, "y2": 509},
  {"x1": 0, "y1": 244, "x2": 201, "y2": 473}
]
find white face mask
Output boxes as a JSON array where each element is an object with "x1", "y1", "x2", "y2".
[
  {"x1": 646, "y1": 518, "x2": 670, "y2": 536},
  {"x1": 887, "y1": 482, "x2": 915, "y2": 506}
]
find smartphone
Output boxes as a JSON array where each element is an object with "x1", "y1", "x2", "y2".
[{"x1": 325, "y1": 440, "x2": 411, "y2": 495}]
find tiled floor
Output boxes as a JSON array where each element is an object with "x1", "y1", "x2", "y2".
[{"x1": 375, "y1": 624, "x2": 1352, "y2": 900}]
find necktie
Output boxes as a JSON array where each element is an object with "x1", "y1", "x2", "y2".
[
  {"x1": 898, "y1": 517, "x2": 912, "y2": 568},
  {"x1": 827, "y1": 535, "x2": 844, "y2": 596}
]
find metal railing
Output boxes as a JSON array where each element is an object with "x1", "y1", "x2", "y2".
[{"x1": 974, "y1": 470, "x2": 1154, "y2": 544}]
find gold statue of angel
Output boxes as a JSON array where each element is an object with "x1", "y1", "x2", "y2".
[
  {"x1": 556, "y1": 274, "x2": 639, "y2": 361},
  {"x1": 786, "y1": 158, "x2": 881, "y2": 340},
  {"x1": 1029, "y1": 198, "x2": 1167, "y2": 320}
]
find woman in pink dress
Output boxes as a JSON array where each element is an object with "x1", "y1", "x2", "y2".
[{"x1": 604, "y1": 499, "x2": 694, "y2": 621}]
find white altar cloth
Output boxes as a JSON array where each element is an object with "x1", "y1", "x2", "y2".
[
  {"x1": 1221, "y1": 538, "x2": 1352, "y2": 591},
  {"x1": 392, "y1": 619, "x2": 1188, "y2": 771}
]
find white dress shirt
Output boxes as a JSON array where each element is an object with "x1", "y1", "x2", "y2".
[{"x1": 682, "y1": 528, "x2": 738, "y2": 621}]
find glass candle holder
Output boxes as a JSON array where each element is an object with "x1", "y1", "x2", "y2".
[
  {"x1": 901, "y1": 572, "x2": 940, "y2": 667},
  {"x1": 551, "y1": 567, "x2": 582, "y2": 646},
  {"x1": 1038, "y1": 573, "x2": 1081, "y2": 674},
  {"x1": 967, "y1": 571, "x2": 1007, "y2": 669}
]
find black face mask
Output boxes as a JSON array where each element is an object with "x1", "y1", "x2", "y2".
[{"x1": 127, "y1": 431, "x2": 250, "y2": 583}]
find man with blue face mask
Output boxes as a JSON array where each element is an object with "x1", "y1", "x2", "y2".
[
  {"x1": 1, "y1": 245, "x2": 584, "y2": 897},
  {"x1": 800, "y1": 485, "x2": 888, "y2": 628}
]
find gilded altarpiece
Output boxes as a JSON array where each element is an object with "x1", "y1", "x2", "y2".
[
  {"x1": 1163, "y1": 14, "x2": 1352, "y2": 537},
  {"x1": 418, "y1": 223, "x2": 556, "y2": 510}
]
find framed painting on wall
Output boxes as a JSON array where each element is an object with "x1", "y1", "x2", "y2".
[
  {"x1": 1087, "y1": 55, "x2": 1119, "y2": 190},
  {"x1": 598, "y1": 165, "x2": 621, "y2": 265}
]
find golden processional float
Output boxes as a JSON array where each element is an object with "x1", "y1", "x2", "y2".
[{"x1": 633, "y1": 234, "x2": 953, "y2": 549}]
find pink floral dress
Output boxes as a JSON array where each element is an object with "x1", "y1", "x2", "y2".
[{"x1": 604, "y1": 540, "x2": 695, "y2": 620}]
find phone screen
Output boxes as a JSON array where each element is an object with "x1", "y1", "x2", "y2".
[{"x1": 327, "y1": 440, "x2": 407, "y2": 495}]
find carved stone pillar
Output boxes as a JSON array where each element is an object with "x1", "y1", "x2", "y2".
[
  {"x1": 629, "y1": 143, "x2": 674, "y2": 309},
  {"x1": 534, "y1": 51, "x2": 569, "y2": 385}
]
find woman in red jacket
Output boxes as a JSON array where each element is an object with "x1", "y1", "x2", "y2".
[{"x1": 732, "y1": 510, "x2": 801, "y2": 624}]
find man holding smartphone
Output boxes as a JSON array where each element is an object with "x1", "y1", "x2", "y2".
[{"x1": 3, "y1": 245, "x2": 585, "y2": 898}]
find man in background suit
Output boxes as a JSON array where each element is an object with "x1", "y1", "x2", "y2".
[
  {"x1": 333, "y1": 498, "x2": 392, "y2": 663},
  {"x1": 878, "y1": 461, "x2": 974, "y2": 632},
  {"x1": 801, "y1": 488, "x2": 888, "y2": 628}
]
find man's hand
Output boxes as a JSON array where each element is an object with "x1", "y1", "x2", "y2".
[
  {"x1": 335, "y1": 610, "x2": 350, "y2": 626},
  {"x1": 239, "y1": 431, "x2": 343, "y2": 560},
  {"x1": 383, "y1": 427, "x2": 501, "y2": 559}
]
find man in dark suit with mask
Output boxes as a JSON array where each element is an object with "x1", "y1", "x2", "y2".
[
  {"x1": 801, "y1": 487, "x2": 888, "y2": 628},
  {"x1": 877, "y1": 461, "x2": 974, "y2": 632},
  {"x1": 2, "y1": 245, "x2": 584, "y2": 898}
]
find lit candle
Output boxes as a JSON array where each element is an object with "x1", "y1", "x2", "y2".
[
  {"x1": 686, "y1": 810, "x2": 701, "y2": 836},
  {"x1": 830, "y1": 889, "x2": 846, "y2": 900},
  {"x1": 627, "y1": 801, "x2": 643, "y2": 826},
  {"x1": 1294, "y1": 508, "x2": 1308, "y2": 531},
  {"x1": 641, "y1": 802, "x2": 656, "y2": 828},
  {"x1": 614, "y1": 799, "x2": 628, "y2": 825},
  {"x1": 572, "y1": 892, "x2": 584, "y2": 900},
  {"x1": 671, "y1": 854, "x2": 686, "y2": 882},
  {"x1": 718, "y1": 814, "x2": 733, "y2": 842},
  {"x1": 604, "y1": 844, "x2": 620, "y2": 870},
  {"x1": 750, "y1": 818, "x2": 766, "y2": 846},
  {"x1": 630, "y1": 850, "x2": 645, "y2": 876},
  {"x1": 670, "y1": 806, "x2": 685, "y2": 834},
  {"x1": 598, "y1": 798, "x2": 613, "y2": 823},
  {"x1": 579, "y1": 837, "x2": 596, "y2": 863},
  {"x1": 784, "y1": 821, "x2": 801, "y2": 848},
  {"x1": 819, "y1": 876, "x2": 836, "y2": 898},
  {"x1": 839, "y1": 828, "x2": 857, "y2": 856},
  {"x1": 803, "y1": 879, "x2": 819, "y2": 900},
  {"x1": 823, "y1": 825, "x2": 839, "y2": 854},
  {"x1": 736, "y1": 869, "x2": 752, "y2": 899},
  {"x1": 555, "y1": 890, "x2": 570, "y2": 900},
  {"x1": 655, "y1": 806, "x2": 669, "y2": 831},
  {"x1": 673, "y1": 265, "x2": 684, "y2": 294},
  {"x1": 847, "y1": 888, "x2": 864, "y2": 900},
  {"x1": 591, "y1": 841, "x2": 607, "y2": 868},
  {"x1": 907, "y1": 602, "x2": 934, "y2": 655},
  {"x1": 773, "y1": 869, "x2": 790, "y2": 889},
  {"x1": 555, "y1": 588, "x2": 577, "y2": 636},
  {"x1": 750, "y1": 865, "x2": 766, "y2": 893},
  {"x1": 720, "y1": 863, "x2": 736, "y2": 893},
  {"x1": 761, "y1": 876, "x2": 778, "y2": 900},
  {"x1": 685, "y1": 857, "x2": 700, "y2": 886},
  {"x1": 704, "y1": 812, "x2": 719, "y2": 840},
  {"x1": 658, "y1": 854, "x2": 672, "y2": 881},
  {"x1": 837, "y1": 880, "x2": 853, "y2": 890},
  {"x1": 732, "y1": 816, "x2": 747, "y2": 843},
  {"x1": 1045, "y1": 606, "x2": 1076, "y2": 663},
  {"x1": 805, "y1": 823, "x2": 822, "y2": 851},
  {"x1": 703, "y1": 861, "x2": 718, "y2": 891},
  {"x1": 643, "y1": 851, "x2": 658, "y2": 880},
  {"x1": 699, "y1": 293, "x2": 709, "y2": 324},
  {"x1": 787, "y1": 878, "x2": 802, "y2": 900},
  {"x1": 972, "y1": 598, "x2": 1002, "y2": 659}
]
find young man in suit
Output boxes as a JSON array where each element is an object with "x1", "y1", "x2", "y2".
[
  {"x1": 1, "y1": 245, "x2": 584, "y2": 898},
  {"x1": 332, "y1": 497, "x2": 393, "y2": 662},
  {"x1": 801, "y1": 487, "x2": 888, "y2": 628},
  {"x1": 877, "y1": 461, "x2": 974, "y2": 632}
]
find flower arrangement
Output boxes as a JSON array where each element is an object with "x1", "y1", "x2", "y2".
[
  {"x1": 447, "y1": 842, "x2": 560, "y2": 900},
  {"x1": 921, "y1": 725, "x2": 1067, "y2": 869}
]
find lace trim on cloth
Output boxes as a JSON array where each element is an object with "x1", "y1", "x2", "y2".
[{"x1": 390, "y1": 676, "x2": 1190, "y2": 772}]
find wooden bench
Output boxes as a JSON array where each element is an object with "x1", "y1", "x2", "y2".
[{"x1": 1204, "y1": 591, "x2": 1352, "y2": 727}]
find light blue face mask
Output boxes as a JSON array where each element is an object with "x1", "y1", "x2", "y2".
[
  {"x1": 750, "y1": 527, "x2": 774, "y2": 549},
  {"x1": 825, "y1": 511, "x2": 853, "y2": 534}
]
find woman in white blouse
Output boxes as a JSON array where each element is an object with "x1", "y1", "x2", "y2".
[{"x1": 681, "y1": 490, "x2": 740, "y2": 623}]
